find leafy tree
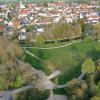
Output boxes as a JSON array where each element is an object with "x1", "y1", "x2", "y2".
[
  {"x1": 90, "y1": 96, "x2": 99, "y2": 100},
  {"x1": 73, "y1": 23, "x2": 82, "y2": 37},
  {"x1": 34, "y1": 34, "x2": 45, "y2": 45},
  {"x1": 93, "y1": 24, "x2": 100, "y2": 40},
  {"x1": 77, "y1": 18, "x2": 86, "y2": 33},
  {"x1": 82, "y1": 58, "x2": 95, "y2": 74},
  {"x1": 83, "y1": 23, "x2": 93, "y2": 35},
  {"x1": 95, "y1": 60, "x2": 100, "y2": 83},
  {"x1": 66, "y1": 78, "x2": 88, "y2": 100},
  {"x1": 26, "y1": 25, "x2": 34, "y2": 32},
  {"x1": 26, "y1": 33, "x2": 34, "y2": 44}
]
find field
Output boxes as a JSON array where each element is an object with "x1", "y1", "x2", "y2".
[{"x1": 23, "y1": 40, "x2": 100, "y2": 85}]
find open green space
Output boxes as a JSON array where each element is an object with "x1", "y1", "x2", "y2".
[{"x1": 23, "y1": 40, "x2": 100, "y2": 85}]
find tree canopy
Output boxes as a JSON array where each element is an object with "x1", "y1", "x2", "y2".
[
  {"x1": 0, "y1": 36, "x2": 37, "y2": 90},
  {"x1": 82, "y1": 58, "x2": 95, "y2": 74}
]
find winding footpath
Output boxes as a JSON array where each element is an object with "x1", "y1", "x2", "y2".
[
  {"x1": 22, "y1": 40, "x2": 82, "y2": 50},
  {"x1": 25, "y1": 50, "x2": 46, "y2": 63},
  {"x1": 0, "y1": 85, "x2": 33, "y2": 100},
  {"x1": 22, "y1": 39, "x2": 100, "y2": 50}
]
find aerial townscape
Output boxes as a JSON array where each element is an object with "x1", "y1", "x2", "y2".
[{"x1": 0, "y1": 0, "x2": 100, "y2": 100}]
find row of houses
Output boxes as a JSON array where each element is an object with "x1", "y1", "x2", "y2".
[{"x1": 0, "y1": 0, "x2": 100, "y2": 41}]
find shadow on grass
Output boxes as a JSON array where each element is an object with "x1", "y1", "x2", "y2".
[{"x1": 86, "y1": 48, "x2": 100, "y2": 61}]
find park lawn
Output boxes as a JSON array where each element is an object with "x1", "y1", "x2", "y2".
[{"x1": 24, "y1": 40, "x2": 100, "y2": 84}]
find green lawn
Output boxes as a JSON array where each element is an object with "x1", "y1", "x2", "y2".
[{"x1": 23, "y1": 40, "x2": 100, "y2": 85}]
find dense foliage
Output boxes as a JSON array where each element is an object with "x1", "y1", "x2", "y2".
[
  {"x1": 34, "y1": 23, "x2": 100, "y2": 46},
  {"x1": 0, "y1": 36, "x2": 36, "y2": 90}
]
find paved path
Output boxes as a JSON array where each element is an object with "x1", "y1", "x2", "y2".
[
  {"x1": 47, "y1": 90, "x2": 67, "y2": 100},
  {"x1": 25, "y1": 50, "x2": 46, "y2": 63},
  {"x1": 47, "y1": 94, "x2": 67, "y2": 100},
  {"x1": 0, "y1": 85, "x2": 33, "y2": 100},
  {"x1": 78, "y1": 72, "x2": 86, "y2": 80},
  {"x1": 22, "y1": 39, "x2": 100, "y2": 50},
  {"x1": 22, "y1": 40, "x2": 82, "y2": 50}
]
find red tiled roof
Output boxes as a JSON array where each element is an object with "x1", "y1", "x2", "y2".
[
  {"x1": 13, "y1": 21, "x2": 21, "y2": 27},
  {"x1": 88, "y1": 15, "x2": 100, "y2": 20},
  {"x1": 19, "y1": 9, "x2": 29, "y2": 15}
]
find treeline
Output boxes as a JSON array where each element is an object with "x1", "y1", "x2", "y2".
[
  {"x1": 18, "y1": 20, "x2": 100, "y2": 46},
  {"x1": 34, "y1": 23, "x2": 82, "y2": 45},
  {"x1": 33, "y1": 22, "x2": 100, "y2": 45},
  {"x1": 44, "y1": 23, "x2": 82, "y2": 40}
]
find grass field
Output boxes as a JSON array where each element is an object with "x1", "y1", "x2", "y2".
[{"x1": 23, "y1": 40, "x2": 100, "y2": 85}]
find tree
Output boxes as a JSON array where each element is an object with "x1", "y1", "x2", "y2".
[
  {"x1": 83, "y1": 23, "x2": 93, "y2": 35},
  {"x1": 34, "y1": 34, "x2": 45, "y2": 45},
  {"x1": 82, "y1": 58, "x2": 95, "y2": 74},
  {"x1": 52, "y1": 23, "x2": 64, "y2": 40},
  {"x1": 82, "y1": 59, "x2": 99, "y2": 97},
  {"x1": 93, "y1": 24, "x2": 100, "y2": 40},
  {"x1": 66, "y1": 78, "x2": 88, "y2": 100},
  {"x1": 26, "y1": 33, "x2": 34, "y2": 45},
  {"x1": 77, "y1": 18, "x2": 86, "y2": 33},
  {"x1": 26, "y1": 25, "x2": 34, "y2": 32},
  {"x1": 90, "y1": 96, "x2": 99, "y2": 100},
  {"x1": 73, "y1": 23, "x2": 82, "y2": 37}
]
